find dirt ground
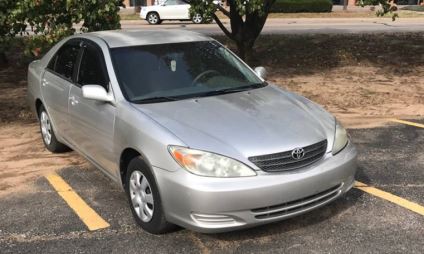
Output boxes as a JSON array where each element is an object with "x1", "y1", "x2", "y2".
[
  {"x1": 0, "y1": 68, "x2": 88, "y2": 197},
  {"x1": 272, "y1": 65, "x2": 424, "y2": 128},
  {"x1": 1, "y1": 33, "x2": 423, "y2": 197}
]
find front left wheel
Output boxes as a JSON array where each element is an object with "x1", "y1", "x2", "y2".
[{"x1": 125, "y1": 157, "x2": 176, "y2": 234}]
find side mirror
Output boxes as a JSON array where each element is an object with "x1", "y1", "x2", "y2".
[
  {"x1": 82, "y1": 85, "x2": 114, "y2": 102},
  {"x1": 254, "y1": 66, "x2": 267, "y2": 80}
]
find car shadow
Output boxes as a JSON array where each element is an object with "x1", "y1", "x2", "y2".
[{"x1": 355, "y1": 164, "x2": 373, "y2": 185}]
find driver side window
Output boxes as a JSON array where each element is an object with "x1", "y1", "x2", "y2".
[{"x1": 77, "y1": 43, "x2": 109, "y2": 90}]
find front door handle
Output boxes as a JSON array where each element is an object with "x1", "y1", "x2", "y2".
[
  {"x1": 69, "y1": 96, "x2": 79, "y2": 106},
  {"x1": 42, "y1": 79, "x2": 49, "y2": 87}
]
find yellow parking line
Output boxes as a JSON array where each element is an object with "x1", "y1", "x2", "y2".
[
  {"x1": 389, "y1": 119, "x2": 424, "y2": 129},
  {"x1": 355, "y1": 181, "x2": 424, "y2": 216},
  {"x1": 46, "y1": 173, "x2": 110, "y2": 231}
]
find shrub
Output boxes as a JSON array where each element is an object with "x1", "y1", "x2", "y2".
[
  {"x1": 0, "y1": 0, "x2": 19, "y2": 63},
  {"x1": 0, "y1": 0, "x2": 122, "y2": 62},
  {"x1": 270, "y1": 0, "x2": 333, "y2": 13}
]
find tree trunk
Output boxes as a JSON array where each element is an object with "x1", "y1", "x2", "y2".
[
  {"x1": 212, "y1": 0, "x2": 276, "y2": 63},
  {"x1": 228, "y1": 0, "x2": 269, "y2": 63},
  {"x1": 235, "y1": 39, "x2": 256, "y2": 63},
  {"x1": 0, "y1": 52, "x2": 7, "y2": 65}
]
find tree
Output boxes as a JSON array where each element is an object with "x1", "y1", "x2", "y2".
[
  {"x1": 0, "y1": 0, "x2": 19, "y2": 63},
  {"x1": 81, "y1": 0, "x2": 123, "y2": 32},
  {"x1": 189, "y1": 0, "x2": 277, "y2": 61},
  {"x1": 0, "y1": 0, "x2": 122, "y2": 60}
]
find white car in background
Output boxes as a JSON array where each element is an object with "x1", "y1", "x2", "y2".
[{"x1": 140, "y1": 0, "x2": 222, "y2": 24}]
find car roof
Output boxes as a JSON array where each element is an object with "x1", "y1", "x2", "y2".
[{"x1": 84, "y1": 29, "x2": 213, "y2": 48}]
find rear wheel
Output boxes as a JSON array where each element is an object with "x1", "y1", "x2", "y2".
[
  {"x1": 192, "y1": 14, "x2": 203, "y2": 24},
  {"x1": 38, "y1": 105, "x2": 70, "y2": 153},
  {"x1": 147, "y1": 12, "x2": 160, "y2": 25},
  {"x1": 125, "y1": 157, "x2": 175, "y2": 234}
]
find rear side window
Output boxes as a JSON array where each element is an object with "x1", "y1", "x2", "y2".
[
  {"x1": 48, "y1": 43, "x2": 80, "y2": 80},
  {"x1": 77, "y1": 44, "x2": 109, "y2": 89}
]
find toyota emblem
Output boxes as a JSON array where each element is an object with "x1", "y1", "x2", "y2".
[{"x1": 291, "y1": 147, "x2": 305, "y2": 160}]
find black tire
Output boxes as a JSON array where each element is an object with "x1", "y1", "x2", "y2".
[
  {"x1": 38, "y1": 105, "x2": 70, "y2": 153},
  {"x1": 146, "y1": 12, "x2": 160, "y2": 25},
  {"x1": 125, "y1": 157, "x2": 176, "y2": 234}
]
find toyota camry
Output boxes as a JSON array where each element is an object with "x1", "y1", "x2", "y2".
[{"x1": 27, "y1": 30, "x2": 357, "y2": 234}]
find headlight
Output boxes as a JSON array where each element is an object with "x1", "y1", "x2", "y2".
[
  {"x1": 332, "y1": 120, "x2": 348, "y2": 155},
  {"x1": 168, "y1": 146, "x2": 256, "y2": 177}
]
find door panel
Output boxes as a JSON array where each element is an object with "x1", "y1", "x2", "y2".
[
  {"x1": 160, "y1": 0, "x2": 188, "y2": 19},
  {"x1": 68, "y1": 85, "x2": 117, "y2": 176},
  {"x1": 66, "y1": 40, "x2": 117, "y2": 177},
  {"x1": 41, "y1": 39, "x2": 81, "y2": 141},
  {"x1": 159, "y1": 5, "x2": 175, "y2": 19},
  {"x1": 41, "y1": 71, "x2": 72, "y2": 139},
  {"x1": 175, "y1": 4, "x2": 189, "y2": 19}
]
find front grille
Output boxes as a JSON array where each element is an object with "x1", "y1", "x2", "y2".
[
  {"x1": 251, "y1": 183, "x2": 343, "y2": 220},
  {"x1": 248, "y1": 140, "x2": 328, "y2": 172}
]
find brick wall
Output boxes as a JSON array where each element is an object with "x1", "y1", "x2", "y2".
[{"x1": 123, "y1": 0, "x2": 155, "y2": 7}]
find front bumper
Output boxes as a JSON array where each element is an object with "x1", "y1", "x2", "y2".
[{"x1": 154, "y1": 142, "x2": 357, "y2": 233}]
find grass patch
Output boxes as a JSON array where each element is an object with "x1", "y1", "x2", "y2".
[
  {"x1": 401, "y1": 5, "x2": 424, "y2": 12},
  {"x1": 214, "y1": 33, "x2": 424, "y2": 75},
  {"x1": 270, "y1": 0, "x2": 333, "y2": 13},
  {"x1": 120, "y1": 13, "x2": 141, "y2": 20},
  {"x1": 267, "y1": 10, "x2": 424, "y2": 18}
]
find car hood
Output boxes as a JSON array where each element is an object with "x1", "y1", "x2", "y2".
[{"x1": 133, "y1": 85, "x2": 335, "y2": 163}]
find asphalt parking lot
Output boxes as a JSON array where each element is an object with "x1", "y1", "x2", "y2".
[{"x1": 0, "y1": 119, "x2": 423, "y2": 253}]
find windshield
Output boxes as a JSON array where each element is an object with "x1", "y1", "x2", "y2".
[{"x1": 111, "y1": 41, "x2": 265, "y2": 103}]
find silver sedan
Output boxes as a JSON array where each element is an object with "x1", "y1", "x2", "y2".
[{"x1": 27, "y1": 30, "x2": 357, "y2": 234}]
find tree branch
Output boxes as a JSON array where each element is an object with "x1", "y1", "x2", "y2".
[
  {"x1": 216, "y1": 3, "x2": 230, "y2": 18},
  {"x1": 227, "y1": 0, "x2": 243, "y2": 38},
  {"x1": 245, "y1": 11, "x2": 268, "y2": 40},
  {"x1": 212, "y1": 13, "x2": 234, "y2": 40},
  {"x1": 266, "y1": 0, "x2": 278, "y2": 11}
]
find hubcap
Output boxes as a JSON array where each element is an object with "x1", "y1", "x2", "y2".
[
  {"x1": 40, "y1": 111, "x2": 52, "y2": 145},
  {"x1": 193, "y1": 14, "x2": 202, "y2": 23},
  {"x1": 148, "y1": 14, "x2": 158, "y2": 24},
  {"x1": 129, "y1": 171, "x2": 154, "y2": 222}
]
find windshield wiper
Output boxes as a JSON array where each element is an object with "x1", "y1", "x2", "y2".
[
  {"x1": 219, "y1": 84, "x2": 264, "y2": 93},
  {"x1": 131, "y1": 96, "x2": 180, "y2": 104},
  {"x1": 196, "y1": 83, "x2": 267, "y2": 97},
  {"x1": 131, "y1": 83, "x2": 267, "y2": 103}
]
